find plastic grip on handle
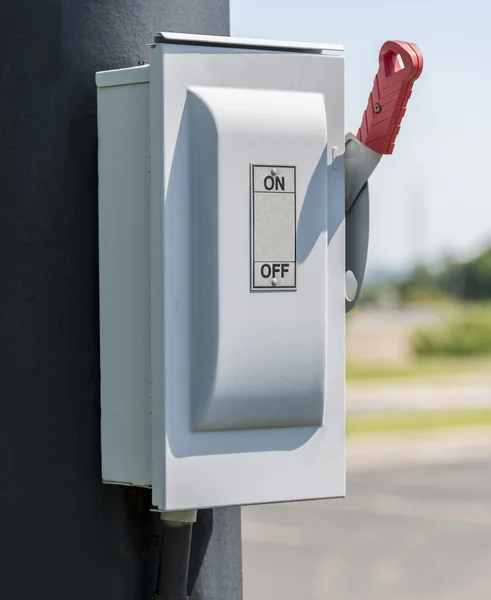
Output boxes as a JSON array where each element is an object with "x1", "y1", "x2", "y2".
[{"x1": 357, "y1": 41, "x2": 423, "y2": 155}]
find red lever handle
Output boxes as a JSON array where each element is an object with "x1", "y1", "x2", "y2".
[{"x1": 357, "y1": 40, "x2": 424, "y2": 155}]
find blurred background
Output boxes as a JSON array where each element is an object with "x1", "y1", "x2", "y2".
[{"x1": 230, "y1": 0, "x2": 491, "y2": 598}]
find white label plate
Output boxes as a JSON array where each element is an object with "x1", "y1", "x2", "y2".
[{"x1": 251, "y1": 165, "x2": 297, "y2": 290}]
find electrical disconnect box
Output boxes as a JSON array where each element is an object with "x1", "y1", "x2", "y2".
[{"x1": 97, "y1": 33, "x2": 423, "y2": 511}]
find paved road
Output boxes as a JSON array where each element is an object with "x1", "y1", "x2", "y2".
[
  {"x1": 242, "y1": 443, "x2": 491, "y2": 600},
  {"x1": 347, "y1": 383, "x2": 491, "y2": 413}
]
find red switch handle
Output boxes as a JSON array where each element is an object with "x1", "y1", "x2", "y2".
[{"x1": 357, "y1": 40, "x2": 424, "y2": 155}]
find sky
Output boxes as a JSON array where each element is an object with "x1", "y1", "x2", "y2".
[{"x1": 231, "y1": 0, "x2": 490, "y2": 272}]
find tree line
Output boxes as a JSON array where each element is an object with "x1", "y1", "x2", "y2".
[{"x1": 399, "y1": 244, "x2": 491, "y2": 302}]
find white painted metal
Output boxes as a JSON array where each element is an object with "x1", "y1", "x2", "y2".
[
  {"x1": 96, "y1": 64, "x2": 149, "y2": 88},
  {"x1": 154, "y1": 31, "x2": 344, "y2": 53},
  {"x1": 97, "y1": 34, "x2": 346, "y2": 510},
  {"x1": 97, "y1": 74, "x2": 151, "y2": 486},
  {"x1": 183, "y1": 85, "x2": 327, "y2": 433}
]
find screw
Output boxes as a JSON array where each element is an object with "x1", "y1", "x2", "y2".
[
  {"x1": 271, "y1": 168, "x2": 278, "y2": 176},
  {"x1": 374, "y1": 103, "x2": 382, "y2": 114},
  {"x1": 271, "y1": 278, "x2": 278, "y2": 287}
]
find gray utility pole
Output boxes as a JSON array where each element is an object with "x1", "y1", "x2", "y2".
[{"x1": 0, "y1": 1, "x2": 240, "y2": 599}]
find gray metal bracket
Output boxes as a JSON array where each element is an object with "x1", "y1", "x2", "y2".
[{"x1": 344, "y1": 133, "x2": 382, "y2": 313}]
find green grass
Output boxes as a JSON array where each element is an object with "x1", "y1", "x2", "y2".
[
  {"x1": 347, "y1": 409, "x2": 491, "y2": 437},
  {"x1": 346, "y1": 356, "x2": 491, "y2": 384},
  {"x1": 414, "y1": 304, "x2": 491, "y2": 357}
]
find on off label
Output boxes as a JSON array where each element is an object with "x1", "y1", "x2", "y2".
[{"x1": 251, "y1": 165, "x2": 296, "y2": 290}]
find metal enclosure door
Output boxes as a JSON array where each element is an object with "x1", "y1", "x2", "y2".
[{"x1": 149, "y1": 37, "x2": 346, "y2": 510}]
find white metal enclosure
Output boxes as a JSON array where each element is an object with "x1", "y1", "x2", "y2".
[{"x1": 97, "y1": 33, "x2": 345, "y2": 511}]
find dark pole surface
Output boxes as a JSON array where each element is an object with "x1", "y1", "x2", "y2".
[
  {"x1": 0, "y1": 1, "x2": 235, "y2": 599},
  {"x1": 189, "y1": 508, "x2": 243, "y2": 600}
]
